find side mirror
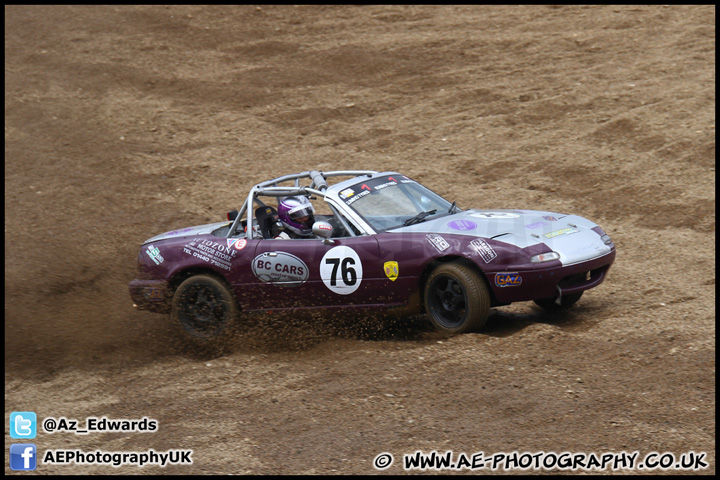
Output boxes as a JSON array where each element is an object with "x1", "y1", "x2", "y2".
[
  {"x1": 312, "y1": 221, "x2": 335, "y2": 244},
  {"x1": 227, "y1": 209, "x2": 238, "y2": 221}
]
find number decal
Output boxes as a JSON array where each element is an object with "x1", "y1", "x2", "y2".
[
  {"x1": 341, "y1": 257, "x2": 357, "y2": 286},
  {"x1": 320, "y1": 246, "x2": 363, "y2": 295}
]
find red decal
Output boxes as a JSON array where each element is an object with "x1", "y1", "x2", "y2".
[{"x1": 361, "y1": 184, "x2": 371, "y2": 191}]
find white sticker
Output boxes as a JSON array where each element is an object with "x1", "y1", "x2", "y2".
[
  {"x1": 146, "y1": 244, "x2": 164, "y2": 265},
  {"x1": 320, "y1": 245, "x2": 363, "y2": 295},
  {"x1": 469, "y1": 238, "x2": 497, "y2": 263},
  {"x1": 426, "y1": 234, "x2": 450, "y2": 253}
]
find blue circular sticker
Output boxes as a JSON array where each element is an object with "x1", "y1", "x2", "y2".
[{"x1": 447, "y1": 220, "x2": 477, "y2": 231}]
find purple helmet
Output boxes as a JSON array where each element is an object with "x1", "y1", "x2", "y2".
[{"x1": 278, "y1": 196, "x2": 315, "y2": 236}]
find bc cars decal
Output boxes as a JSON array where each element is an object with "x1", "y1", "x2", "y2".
[
  {"x1": 252, "y1": 252, "x2": 309, "y2": 286},
  {"x1": 320, "y1": 246, "x2": 363, "y2": 295},
  {"x1": 146, "y1": 244, "x2": 164, "y2": 265},
  {"x1": 495, "y1": 272, "x2": 522, "y2": 287},
  {"x1": 447, "y1": 219, "x2": 477, "y2": 231},
  {"x1": 469, "y1": 238, "x2": 497, "y2": 263},
  {"x1": 544, "y1": 227, "x2": 580, "y2": 239},
  {"x1": 383, "y1": 261, "x2": 399, "y2": 281},
  {"x1": 426, "y1": 234, "x2": 450, "y2": 253},
  {"x1": 543, "y1": 215, "x2": 558, "y2": 222}
]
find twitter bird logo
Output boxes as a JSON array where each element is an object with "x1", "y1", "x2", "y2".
[{"x1": 10, "y1": 412, "x2": 37, "y2": 439}]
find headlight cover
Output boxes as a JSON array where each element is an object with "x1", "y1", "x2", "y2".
[{"x1": 531, "y1": 251, "x2": 561, "y2": 263}]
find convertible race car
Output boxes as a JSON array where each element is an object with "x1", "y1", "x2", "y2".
[{"x1": 129, "y1": 170, "x2": 616, "y2": 343}]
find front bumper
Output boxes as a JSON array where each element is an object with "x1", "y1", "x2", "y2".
[
  {"x1": 487, "y1": 250, "x2": 616, "y2": 303},
  {"x1": 128, "y1": 279, "x2": 171, "y2": 313}
]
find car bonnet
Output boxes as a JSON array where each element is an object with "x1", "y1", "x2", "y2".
[{"x1": 389, "y1": 209, "x2": 613, "y2": 266}]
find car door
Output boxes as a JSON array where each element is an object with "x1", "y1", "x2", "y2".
[{"x1": 248, "y1": 235, "x2": 387, "y2": 311}]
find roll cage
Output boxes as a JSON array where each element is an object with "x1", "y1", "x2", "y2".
[{"x1": 227, "y1": 170, "x2": 378, "y2": 239}]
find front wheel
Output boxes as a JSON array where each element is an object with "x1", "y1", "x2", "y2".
[
  {"x1": 424, "y1": 263, "x2": 491, "y2": 334},
  {"x1": 172, "y1": 274, "x2": 239, "y2": 347}
]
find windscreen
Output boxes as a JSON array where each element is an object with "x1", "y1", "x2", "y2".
[{"x1": 337, "y1": 175, "x2": 454, "y2": 231}]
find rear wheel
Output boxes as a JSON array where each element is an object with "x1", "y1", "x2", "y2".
[
  {"x1": 172, "y1": 275, "x2": 239, "y2": 348},
  {"x1": 533, "y1": 291, "x2": 583, "y2": 311},
  {"x1": 424, "y1": 263, "x2": 490, "y2": 334}
]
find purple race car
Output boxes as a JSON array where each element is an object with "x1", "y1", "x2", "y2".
[{"x1": 129, "y1": 170, "x2": 616, "y2": 343}]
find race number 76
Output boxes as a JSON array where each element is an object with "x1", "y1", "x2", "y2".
[
  {"x1": 320, "y1": 246, "x2": 363, "y2": 295},
  {"x1": 325, "y1": 257, "x2": 357, "y2": 287}
]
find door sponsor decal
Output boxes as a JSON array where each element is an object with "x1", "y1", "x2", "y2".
[
  {"x1": 383, "y1": 261, "x2": 399, "y2": 282},
  {"x1": 495, "y1": 272, "x2": 522, "y2": 287},
  {"x1": 252, "y1": 252, "x2": 309, "y2": 287},
  {"x1": 320, "y1": 246, "x2": 363, "y2": 295},
  {"x1": 469, "y1": 238, "x2": 497, "y2": 263},
  {"x1": 183, "y1": 238, "x2": 236, "y2": 271}
]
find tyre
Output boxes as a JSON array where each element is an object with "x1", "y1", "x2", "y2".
[
  {"x1": 424, "y1": 263, "x2": 491, "y2": 334},
  {"x1": 533, "y1": 291, "x2": 583, "y2": 311},
  {"x1": 171, "y1": 274, "x2": 239, "y2": 347}
]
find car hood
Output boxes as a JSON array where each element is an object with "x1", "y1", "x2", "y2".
[
  {"x1": 142, "y1": 221, "x2": 229, "y2": 245},
  {"x1": 389, "y1": 209, "x2": 613, "y2": 266}
]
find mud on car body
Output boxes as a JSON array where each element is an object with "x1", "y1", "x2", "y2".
[{"x1": 129, "y1": 170, "x2": 616, "y2": 344}]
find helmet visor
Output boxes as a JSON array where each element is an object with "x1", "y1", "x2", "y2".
[{"x1": 288, "y1": 204, "x2": 315, "y2": 224}]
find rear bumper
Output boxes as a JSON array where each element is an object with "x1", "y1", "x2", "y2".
[
  {"x1": 128, "y1": 279, "x2": 171, "y2": 313},
  {"x1": 487, "y1": 250, "x2": 616, "y2": 303}
]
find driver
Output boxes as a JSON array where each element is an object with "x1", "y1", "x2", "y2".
[{"x1": 275, "y1": 196, "x2": 316, "y2": 239}]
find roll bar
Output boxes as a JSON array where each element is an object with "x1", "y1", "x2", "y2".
[{"x1": 227, "y1": 170, "x2": 377, "y2": 238}]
